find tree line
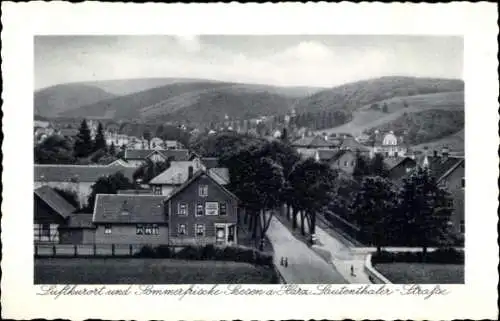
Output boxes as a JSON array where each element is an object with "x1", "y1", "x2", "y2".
[{"x1": 35, "y1": 119, "x2": 118, "y2": 165}]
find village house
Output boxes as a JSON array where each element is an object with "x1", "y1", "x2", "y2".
[
  {"x1": 292, "y1": 135, "x2": 340, "y2": 159},
  {"x1": 106, "y1": 158, "x2": 137, "y2": 168},
  {"x1": 34, "y1": 186, "x2": 76, "y2": 243},
  {"x1": 148, "y1": 158, "x2": 229, "y2": 196},
  {"x1": 123, "y1": 149, "x2": 190, "y2": 167},
  {"x1": 34, "y1": 164, "x2": 137, "y2": 207},
  {"x1": 166, "y1": 169, "x2": 240, "y2": 246},
  {"x1": 385, "y1": 156, "x2": 418, "y2": 184},
  {"x1": 34, "y1": 120, "x2": 56, "y2": 144},
  {"x1": 79, "y1": 168, "x2": 239, "y2": 246},
  {"x1": 326, "y1": 150, "x2": 358, "y2": 175},
  {"x1": 105, "y1": 132, "x2": 131, "y2": 147},
  {"x1": 92, "y1": 195, "x2": 169, "y2": 245},
  {"x1": 371, "y1": 130, "x2": 408, "y2": 158}
]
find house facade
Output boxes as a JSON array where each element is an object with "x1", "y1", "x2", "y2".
[
  {"x1": 59, "y1": 213, "x2": 96, "y2": 244},
  {"x1": 34, "y1": 186, "x2": 76, "y2": 243},
  {"x1": 329, "y1": 150, "x2": 357, "y2": 175},
  {"x1": 166, "y1": 171, "x2": 239, "y2": 246}
]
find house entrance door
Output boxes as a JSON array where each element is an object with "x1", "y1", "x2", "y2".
[{"x1": 215, "y1": 225, "x2": 226, "y2": 244}]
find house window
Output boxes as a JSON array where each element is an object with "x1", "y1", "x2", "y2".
[
  {"x1": 104, "y1": 224, "x2": 112, "y2": 234},
  {"x1": 394, "y1": 152, "x2": 398, "y2": 157},
  {"x1": 196, "y1": 203, "x2": 204, "y2": 216},
  {"x1": 178, "y1": 202, "x2": 188, "y2": 216},
  {"x1": 447, "y1": 199, "x2": 454, "y2": 208},
  {"x1": 460, "y1": 220, "x2": 465, "y2": 234},
  {"x1": 144, "y1": 225, "x2": 153, "y2": 235},
  {"x1": 205, "y1": 202, "x2": 219, "y2": 215},
  {"x1": 351, "y1": 161, "x2": 355, "y2": 166},
  {"x1": 220, "y1": 202, "x2": 227, "y2": 216},
  {"x1": 153, "y1": 224, "x2": 160, "y2": 235},
  {"x1": 136, "y1": 224, "x2": 144, "y2": 235},
  {"x1": 153, "y1": 186, "x2": 162, "y2": 195},
  {"x1": 461, "y1": 177, "x2": 465, "y2": 188},
  {"x1": 195, "y1": 224, "x2": 205, "y2": 237},
  {"x1": 199, "y1": 185, "x2": 208, "y2": 197},
  {"x1": 178, "y1": 224, "x2": 187, "y2": 236}
]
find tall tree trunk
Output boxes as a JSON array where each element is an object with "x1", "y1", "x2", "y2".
[
  {"x1": 251, "y1": 211, "x2": 258, "y2": 240},
  {"x1": 243, "y1": 208, "x2": 248, "y2": 224},
  {"x1": 309, "y1": 211, "x2": 316, "y2": 235},
  {"x1": 300, "y1": 211, "x2": 306, "y2": 235},
  {"x1": 292, "y1": 207, "x2": 298, "y2": 229},
  {"x1": 286, "y1": 204, "x2": 291, "y2": 221}
]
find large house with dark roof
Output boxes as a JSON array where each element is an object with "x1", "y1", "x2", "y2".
[
  {"x1": 292, "y1": 135, "x2": 340, "y2": 159},
  {"x1": 124, "y1": 149, "x2": 190, "y2": 167},
  {"x1": 92, "y1": 195, "x2": 169, "y2": 244},
  {"x1": 88, "y1": 168, "x2": 239, "y2": 246},
  {"x1": 166, "y1": 170, "x2": 239, "y2": 246},
  {"x1": 34, "y1": 164, "x2": 137, "y2": 207},
  {"x1": 34, "y1": 186, "x2": 76, "y2": 243}
]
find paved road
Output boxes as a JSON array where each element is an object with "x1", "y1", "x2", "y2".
[
  {"x1": 266, "y1": 216, "x2": 347, "y2": 284},
  {"x1": 288, "y1": 212, "x2": 373, "y2": 284}
]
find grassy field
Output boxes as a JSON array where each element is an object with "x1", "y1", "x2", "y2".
[
  {"x1": 315, "y1": 91, "x2": 464, "y2": 137},
  {"x1": 375, "y1": 263, "x2": 464, "y2": 284},
  {"x1": 35, "y1": 258, "x2": 278, "y2": 284}
]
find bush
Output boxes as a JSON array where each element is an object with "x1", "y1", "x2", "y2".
[
  {"x1": 155, "y1": 245, "x2": 173, "y2": 258},
  {"x1": 372, "y1": 248, "x2": 464, "y2": 265},
  {"x1": 134, "y1": 245, "x2": 157, "y2": 258},
  {"x1": 133, "y1": 244, "x2": 274, "y2": 266}
]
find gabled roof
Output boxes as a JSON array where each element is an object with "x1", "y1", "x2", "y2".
[
  {"x1": 384, "y1": 157, "x2": 416, "y2": 171},
  {"x1": 34, "y1": 186, "x2": 76, "y2": 219},
  {"x1": 124, "y1": 149, "x2": 189, "y2": 161},
  {"x1": 34, "y1": 164, "x2": 136, "y2": 183},
  {"x1": 330, "y1": 150, "x2": 354, "y2": 162},
  {"x1": 107, "y1": 159, "x2": 137, "y2": 167},
  {"x1": 419, "y1": 156, "x2": 464, "y2": 182},
  {"x1": 208, "y1": 168, "x2": 230, "y2": 185},
  {"x1": 165, "y1": 170, "x2": 239, "y2": 203},
  {"x1": 149, "y1": 161, "x2": 206, "y2": 185},
  {"x1": 63, "y1": 213, "x2": 95, "y2": 229},
  {"x1": 339, "y1": 137, "x2": 370, "y2": 152},
  {"x1": 316, "y1": 149, "x2": 338, "y2": 162},
  {"x1": 93, "y1": 194, "x2": 167, "y2": 224}
]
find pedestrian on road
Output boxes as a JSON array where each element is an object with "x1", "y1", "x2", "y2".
[
  {"x1": 284, "y1": 257, "x2": 288, "y2": 267},
  {"x1": 280, "y1": 257, "x2": 284, "y2": 266},
  {"x1": 350, "y1": 265, "x2": 355, "y2": 277}
]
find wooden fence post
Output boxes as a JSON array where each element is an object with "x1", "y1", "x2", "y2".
[
  {"x1": 112, "y1": 244, "x2": 115, "y2": 256},
  {"x1": 129, "y1": 244, "x2": 133, "y2": 256},
  {"x1": 52, "y1": 245, "x2": 56, "y2": 257},
  {"x1": 35, "y1": 244, "x2": 38, "y2": 257},
  {"x1": 74, "y1": 244, "x2": 77, "y2": 257},
  {"x1": 93, "y1": 244, "x2": 97, "y2": 256}
]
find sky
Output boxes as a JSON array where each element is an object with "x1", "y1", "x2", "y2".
[{"x1": 35, "y1": 35, "x2": 463, "y2": 90}]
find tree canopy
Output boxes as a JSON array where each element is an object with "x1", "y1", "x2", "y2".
[{"x1": 83, "y1": 172, "x2": 138, "y2": 213}]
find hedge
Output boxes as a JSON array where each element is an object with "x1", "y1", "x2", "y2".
[
  {"x1": 134, "y1": 244, "x2": 273, "y2": 267},
  {"x1": 372, "y1": 248, "x2": 464, "y2": 265}
]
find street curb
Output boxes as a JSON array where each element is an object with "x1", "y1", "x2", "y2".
[{"x1": 364, "y1": 254, "x2": 393, "y2": 284}]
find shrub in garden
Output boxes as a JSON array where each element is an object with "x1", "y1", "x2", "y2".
[
  {"x1": 134, "y1": 245, "x2": 157, "y2": 258},
  {"x1": 155, "y1": 245, "x2": 173, "y2": 258}
]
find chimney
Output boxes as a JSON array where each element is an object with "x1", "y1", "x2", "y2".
[
  {"x1": 433, "y1": 150, "x2": 438, "y2": 157},
  {"x1": 188, "y1": 166, "x2": 194, "y2": 179}
]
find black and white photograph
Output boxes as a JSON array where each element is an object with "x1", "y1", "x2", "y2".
[
  {"x1": 33, "y1": 35, "x2": 466, "y2": 285},
  {"x1": 2, "y1": 3, "x2": 498, "y2": 321}
]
